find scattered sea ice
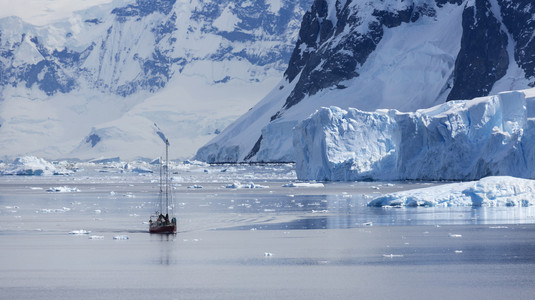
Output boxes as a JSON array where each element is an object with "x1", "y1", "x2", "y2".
[
  {"x1": 113, "y1": 235, "x2": 129, "y2": 240},
  {"x1": 69, "y1": 229, "x2": 90, "y2": 235},
  {"x1": 89, "y1": 235, "x2": 104, "y2": 240},
  {"x1": 449, "y1": 233, "x2": 462, "y2": 238},
  {"x1": 282, "y1": 182, "x2": 324, "y2": 188}
]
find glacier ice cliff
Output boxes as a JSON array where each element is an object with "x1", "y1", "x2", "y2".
[{"x1": 294, "y1": 88, "x2": 535, "y2": 181}]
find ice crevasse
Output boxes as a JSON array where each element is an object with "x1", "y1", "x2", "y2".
[{"x1": 293, "y1": 88, "x2": 535, "y2": 181}]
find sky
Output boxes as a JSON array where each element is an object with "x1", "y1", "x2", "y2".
[{"x1": 0, "y1": 0, "x2": 114, "y2": 25}]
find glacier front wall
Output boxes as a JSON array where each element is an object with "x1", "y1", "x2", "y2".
[{"x1": 294, "y1": 89, "x2": 535, "y2": 181}]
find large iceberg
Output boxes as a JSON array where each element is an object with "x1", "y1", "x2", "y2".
[
  {"x1": 2, "y1": 156, "x2": 58, "y2": 176},
  {"x1": 294, "y1": 89, "x2": 535, "y2": 181},
  {"x1": 368, "y1": 176, "x2": 535, "y2": 207}
]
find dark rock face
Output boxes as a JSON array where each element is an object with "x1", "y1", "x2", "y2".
[
  {"x1": 281, "y1": 0, "x2": 438, "y2": 113},
  {"x1": 498, "y1": 0, "x2": 535, "y2": 86},
  {"x1": 447, "y1": 0, "x2": 509, "y2": 101}
]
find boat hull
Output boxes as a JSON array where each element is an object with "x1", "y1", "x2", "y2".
[{"x1": 149, "y1": 224, "x2": 177, "y2": 234}]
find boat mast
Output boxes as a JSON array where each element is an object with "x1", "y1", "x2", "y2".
[
  {"x1": 159, "y1": 156, "x2": 163, "y2": 215},
  {"x1": 165, "y1": 139, "x2": 169, "y2": 216}
]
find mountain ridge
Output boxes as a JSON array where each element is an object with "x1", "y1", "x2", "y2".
[{"x1": 196, "y1": 0, "x2": 535, "y2": 163}]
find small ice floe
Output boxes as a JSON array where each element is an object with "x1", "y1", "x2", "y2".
[
  {"x1": 226, "y1": 182, "x2": 269, "y2": 189},
  {"x1": 94, "y1": 209, "x2": 101, "y2": 214},
  {"x1": 110, "y1": 191, "x2": 116, "y2": 196},
  {"x1": 88, "y1": 235, "x2": 104, "y2": 240},
  {"x1": 188, "y1": 185, "x2": 203, "y2": 189},
  {"x1": 312, "y1": 210, "x2": 329, "y2": 213},
  {"x1": 130, "y1": 166, "x2": 153, "y2": 174},
  {"x1": 47, "y1": 186, "x2": 79, "y2": 193},
  {"x1": 38, "y1": 207, "x2": 71, "y2": 213},
  {"x1": 454, "y1": 250, "x2": 463, "y2": 254},
  {"x1": 282, "y1": 182, "x2": 324, "y2": 188},
  {"x1": 489, "y1": 226, "x2": 508, "y2": 229},
  {"x1": 113, "y1": 235, "x2": 129, "y2": 240},
  {"x1": 264, "y1": 252, "x2": 273, "y2": 257},
  {"x1": 69, "y1": 229, "x2": 90, "y2": 235},
  {"x1": 383, "y1": 254, "x2": 404, "y2": 258},
  {"x1": 449, "y1": 233, "x2": 462, "y2": 238},
  {"x1": 30, "y1": 187, "x2": 43, "y2": 190}
]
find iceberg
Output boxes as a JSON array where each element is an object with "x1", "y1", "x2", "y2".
[
  {"x1": 294, "y1": 89, "x2": 535, "y2": 181},
  {"x1": 2, "y1": 156, "x2": 57, "y2": 176},
  {"x1": 368, "y1": 176, "x2": 535, "y2": 207},
  {"x1": 46, "y1": 186, "x2": 80, "y2": 193}
]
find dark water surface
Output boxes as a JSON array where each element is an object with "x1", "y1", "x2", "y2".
[{"x1": 1, "y1": 166, "x2": 535, "y2": 299}]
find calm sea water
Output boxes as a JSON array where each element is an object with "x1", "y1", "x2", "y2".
[{"x1": 1, "y1": 165, "x2": 535, "y2": 299}]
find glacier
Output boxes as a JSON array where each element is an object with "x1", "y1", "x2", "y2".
[
  {"x1": 294, "y1": 88, "x2": 535, "y2": 181},
  {"x1": 368, "y1": 176, "x2": 535, "y2": 207}
]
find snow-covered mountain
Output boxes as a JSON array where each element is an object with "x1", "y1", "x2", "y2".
[
  {"x1": 196, "y1": 0, "x2": 535, "y2": 163},
  {"x1": 0, "y1": 0, "x2": 312, "y2": 161}
]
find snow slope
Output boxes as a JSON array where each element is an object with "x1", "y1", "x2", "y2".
[
  {"x1": 368, "y1": 176, "x2": 535, "y2": 207},
  {"x1": 294, "y1": 88, "x2": 535, "y2": 181}
]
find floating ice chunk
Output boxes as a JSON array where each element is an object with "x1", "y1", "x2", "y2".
[
  {"x1": 449, "y1": 233, "x2": 462, "y2": 238},
  {"x1": 368, "y1": 176, "x2": 535, "y2": 207},
  {"x1": 225, "y1": 182, "x2": 242, "y2": 189},
  {"x1": 264, "y1": 252, "x2": 273, "y2": 257},
  {"x1": 455, "y1": 250, "x2": 463, "y2": 254},
  {"x1": 383, "y1": 254, "x2": 404, "y2": 258},
  {"x1": 47, "y1": 186, "x2": 80, "y2": 193},
  {"x1": 130, "y1": 166, "x2": 153, "y2": 173},
  {"x1": 226, "y1": 181, "x2": 269, "y2": 189},
  {"x1": 3, "y1": 156, "x2": 56, "y2": 176},
  {"x1": 188, "y1": 185, "x2": 203, "y2": 189},
  {"x1": 69, "y1": 230, "x2": 90, "y2": 235},
  {"x1": 39, "y1": 207, "x2": 70, "y2": 213},
  {"x1": 113, "y1": 235, "x2": 129, "y2": 240},
  {"x1": 89, "y1": 235, "x2": 104, "y2": 240},
  {"x1": 282, "y1": 182, "x2": 324, "y2": 188}
]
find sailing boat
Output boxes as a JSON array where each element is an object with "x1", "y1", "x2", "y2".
[{"x1": 149, "y1": 139, "x2": 177, "y2": 234}]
